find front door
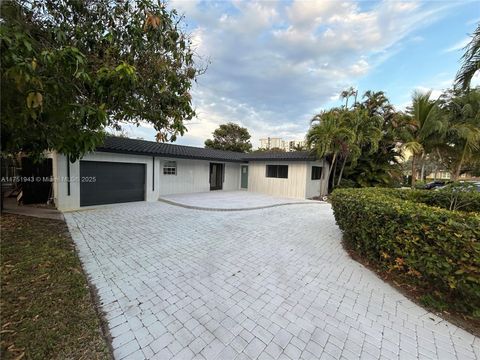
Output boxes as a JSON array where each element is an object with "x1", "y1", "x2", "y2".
[
  {"x1": 241, "y1": 165, "x2": 248, "y2": 189},
  {"x1": 210, "y1": 163, "x2": 224, "y2": 190}
]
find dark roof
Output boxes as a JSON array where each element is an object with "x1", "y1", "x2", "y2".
[
  {"x1": 243, "y1": 151, "x2": 316, "y2": 161},
  {"x1": 97, "y1": 136, "x2": 315, "y2": 162},
  {"x1": 97, "y1": 136, "x2": 246, "y2": 162}
]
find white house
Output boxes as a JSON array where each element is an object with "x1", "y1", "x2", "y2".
[{"x1": 51, "y1": 136, "x2": 329, "y2": 211}]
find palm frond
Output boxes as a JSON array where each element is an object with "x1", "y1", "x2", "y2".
[
  {"x1": 455, "y1": 23, "x2": 480, "y2": 90},
  {"x1": 403, "y1": 141, "x2": 423, "y2": 155}
]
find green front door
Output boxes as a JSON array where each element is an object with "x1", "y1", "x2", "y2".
[{"x1": 241, "y1": 165, "x2": 248, "y2": 189}]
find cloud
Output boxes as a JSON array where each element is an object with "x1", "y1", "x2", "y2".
[
  {"x1": 414, "y1": 86, "x2": 443, "y2": 100},
  {"x1": 443, "y1": 37, "x2": 470, "y2": 53},
  {"x1": 125, "y1": 0, "x2": 458, "y2": 147},
  {"x1": 467, "y1": 17, "x2": 480, "y2": 25},
  {"x1": 397, "y1": 71, "x2": 457, "y2": 111}
]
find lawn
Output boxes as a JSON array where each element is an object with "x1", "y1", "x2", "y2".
[{"x1": 0, "y1": 213, "x2": 111, "y2": 360}]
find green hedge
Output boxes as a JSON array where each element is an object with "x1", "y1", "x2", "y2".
[
  {"x1": 330, "y1": 188, "x2": 480, "y2": 315},
  {"x1": 380, "y1": 188, "x2": 480, "y2": 213}
]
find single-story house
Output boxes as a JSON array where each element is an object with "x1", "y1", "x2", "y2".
[{"x1": 50, "y1": 136, "x2": 329, "y2": 211}]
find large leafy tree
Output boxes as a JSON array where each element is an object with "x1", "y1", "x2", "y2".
[
  {"x1": 204, "y1": 123, "x2": 252, "y2": 153},
  {"x1": 403, "y1": 91, "x2": 445, "y2": 188},
  {"x1": 1, "y1": 0, "x2": 200, "y2": 160},
  {"x1": 455, "y1": 23, "x2": 480, "y2": 90}
]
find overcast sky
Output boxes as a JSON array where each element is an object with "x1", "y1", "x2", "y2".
[{"x1": 120, "y1": 0, "x2": 480, "y2": 148}]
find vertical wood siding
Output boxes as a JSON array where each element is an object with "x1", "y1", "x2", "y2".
[
  {"x1": 157, "y1": 158, "x2": 240, "y2": 195},
  {"x1": 53, "y1": 152, "x2": 242, "y2": 210},
  {"x1": 305, "y1": 160, "x2": 329, "y2": 198},
  {"x1": 247, "y1": 161, "x2": 307, "y2": 198}
]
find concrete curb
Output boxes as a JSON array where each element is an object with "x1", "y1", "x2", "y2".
[{"x1": 157, "y1": 198, "x2": 327, "y2": 212}]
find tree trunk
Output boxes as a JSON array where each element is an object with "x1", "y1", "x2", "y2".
[
  {"x1": 453, "y1": 163, "x2": 462, "y2": 181},
  {"x1": 411, "y1": 155, "x2": 417, "y2": 189},
  {"x1": 433, "y1": 165, "x2": 438, "y2": 181},
  {"x1": 337, "y1": 155, "x2": 348, "y2": 186},
  {"x1": 454, "y1": 144, "x2": 468, "y2": 180},
  {"x1": 418, "y1": 152, "x2": 426, "y2": 181},
  {"x1": 330, "y1": 153, "x2": 337, "y2": 191}
]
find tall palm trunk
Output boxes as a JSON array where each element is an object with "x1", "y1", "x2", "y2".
[
  {"x1": 337, "y1": 155, "x2": 348, "y2": 186},
  {"x1": 411, "y1": 154, "x2": 417, "y2": 189},
  {"x1": 434, "y1": 148, "x2": 441, "y2": 181},
  {"x1": 418, "y1": 153, "x2": 425, "y2": 181},
  {"x1": 330, "y1": 153, "x2": 337, "y2": 191},
  {"x1": 454, "y1": 143, "x2": 469, "y2": 180}
]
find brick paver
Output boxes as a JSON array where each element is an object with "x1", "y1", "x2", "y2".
[
  {"x1": 65, "y1": 201, "x2": 479, "y2": 359},
  {"x1": 159, "y1": 190, "x2": 312, "y2": 210}
]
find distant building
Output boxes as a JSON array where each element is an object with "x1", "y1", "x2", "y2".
[
  {"x1": 286, "y1": 140, "x2": 306, "y2": 152},
  {"x1": 258, "y1": 137, "x2": 305, "y2": 152},
  {"x1": 424, "y1": 171, "x2": 473, "y2": 180},
  {"x1": 259, "y1": 137, "x2": 284, "y2": 150}
]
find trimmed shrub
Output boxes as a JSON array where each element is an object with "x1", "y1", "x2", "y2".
[
  {"x1": 364, "y1": 188, "x2": 480, "y2": 213},
  {"x1": 330, "y1": 188, "x2": 480, "y2": 315}
]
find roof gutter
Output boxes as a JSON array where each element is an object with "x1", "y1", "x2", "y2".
[{"x1": 95, "y1": 148, "x2": 247, "y2": 163}]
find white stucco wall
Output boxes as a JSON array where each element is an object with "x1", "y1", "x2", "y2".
[
  {"x1": 157, "y1": 158, "x2": 240, "y2": 195},
  {"x1": 305, "y1": 159, "x2": 329, "y2": 198},
  {"x1": 53, "y1": 152, "x2": 159, "y2": 211},
  {"x1": 52, "y1": 151, "x2": 242, "y2": 211},
  {"x1": 52, "y1": 149, "x2": 327, "y2": 209},
  {"x1": 247, "y1": 161, "x2": 308, "y2": 199}
]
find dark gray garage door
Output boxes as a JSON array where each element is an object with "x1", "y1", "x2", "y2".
[{"x1": 80, "y1": 161, "x2": 145, "y2": 206}]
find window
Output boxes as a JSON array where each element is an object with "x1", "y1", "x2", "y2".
[
  {"x1": 311, "y1": 166, "x2": 322, "y2": 180},
  {"x1": 163, "y1": 161, "x2": 177, "y2": 175},
  {"x1": 266, "y1": 165, "x2": 288, "y2": 179}
]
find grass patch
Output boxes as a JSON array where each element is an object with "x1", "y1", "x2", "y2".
[{"x1": 1, "y1": 214, "x2": 111, "y2": 360}]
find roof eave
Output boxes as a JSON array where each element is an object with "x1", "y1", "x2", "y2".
[
  {"x1": 244, "y1": 158, "x2": 315, "y2": 161},
  {"x1": 95, "y1": 148, "x2": 247, "y2": 163}
]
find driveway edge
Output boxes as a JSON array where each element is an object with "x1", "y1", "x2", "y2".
[{"x1": 157, "y1": 198, "x2": 326, "y2": 211}]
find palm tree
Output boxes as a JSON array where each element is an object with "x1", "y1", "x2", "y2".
[
  {"x1": 440, "y1": 88, "x2": 480, "y2": 179},
  {"x1": 403, "y1": 91, "x2": 445, "y2": 188},
  {"x1": 307, "y1": 109, "x2": 354, "y2": 190},
  {"x1": 362, "y1": 91, "x2": 390, "y2": 116},
  {"x1": 335, "y1": 107, "x2": 383, "y2": 186},
  {"x1": 455, "y1": 23, "x2": 480, "y2": 90},
  {"x1": 340, "y1": 87, "x2": 358, "y2": 109}
]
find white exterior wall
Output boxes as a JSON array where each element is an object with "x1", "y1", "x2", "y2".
[
  {"x1": 157, "y1": 158, "x2": 240, "y2": 195},
  {"x1": 51, "y1": 151, "x2": 59, "y2": 206},
  {"x1": 247, "y1": 161, "x2": 308, "y2": 199},
  {"x1": 52, "y1": 151, "x2": 242, "y2": 211},
  {"x1": 53, "y1": 152, "x2": 159, "y2": 211},
  {"x1": 305, "y1": 159, "x2": 329, "y2": 198}
]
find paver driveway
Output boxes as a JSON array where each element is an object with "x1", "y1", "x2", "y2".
[
  {"x1": 65, "y1": 201, "x2": 479, "y2": 360},
  {"x1": 159, "y1": 191, "x2": 312, "y2": 210}
]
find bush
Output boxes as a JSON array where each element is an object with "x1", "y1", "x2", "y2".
[
  {"x1": 368, "y1": 188, "x2": 480, "y2": 212},
  {"x1": 330, "y1": 188, "x2": 480, "y2": 316}
]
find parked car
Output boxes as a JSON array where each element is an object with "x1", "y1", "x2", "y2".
[
  {"x1": 423, "y1": 180, "x2": 446, "y2": 190},
  {"x1": 435, "y1": 181, "x2": 480, "y2": 192}
]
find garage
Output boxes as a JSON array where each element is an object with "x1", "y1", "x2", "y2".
[{"x1": 80, "y1": 161, "x2": 145, "y2": 206}]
